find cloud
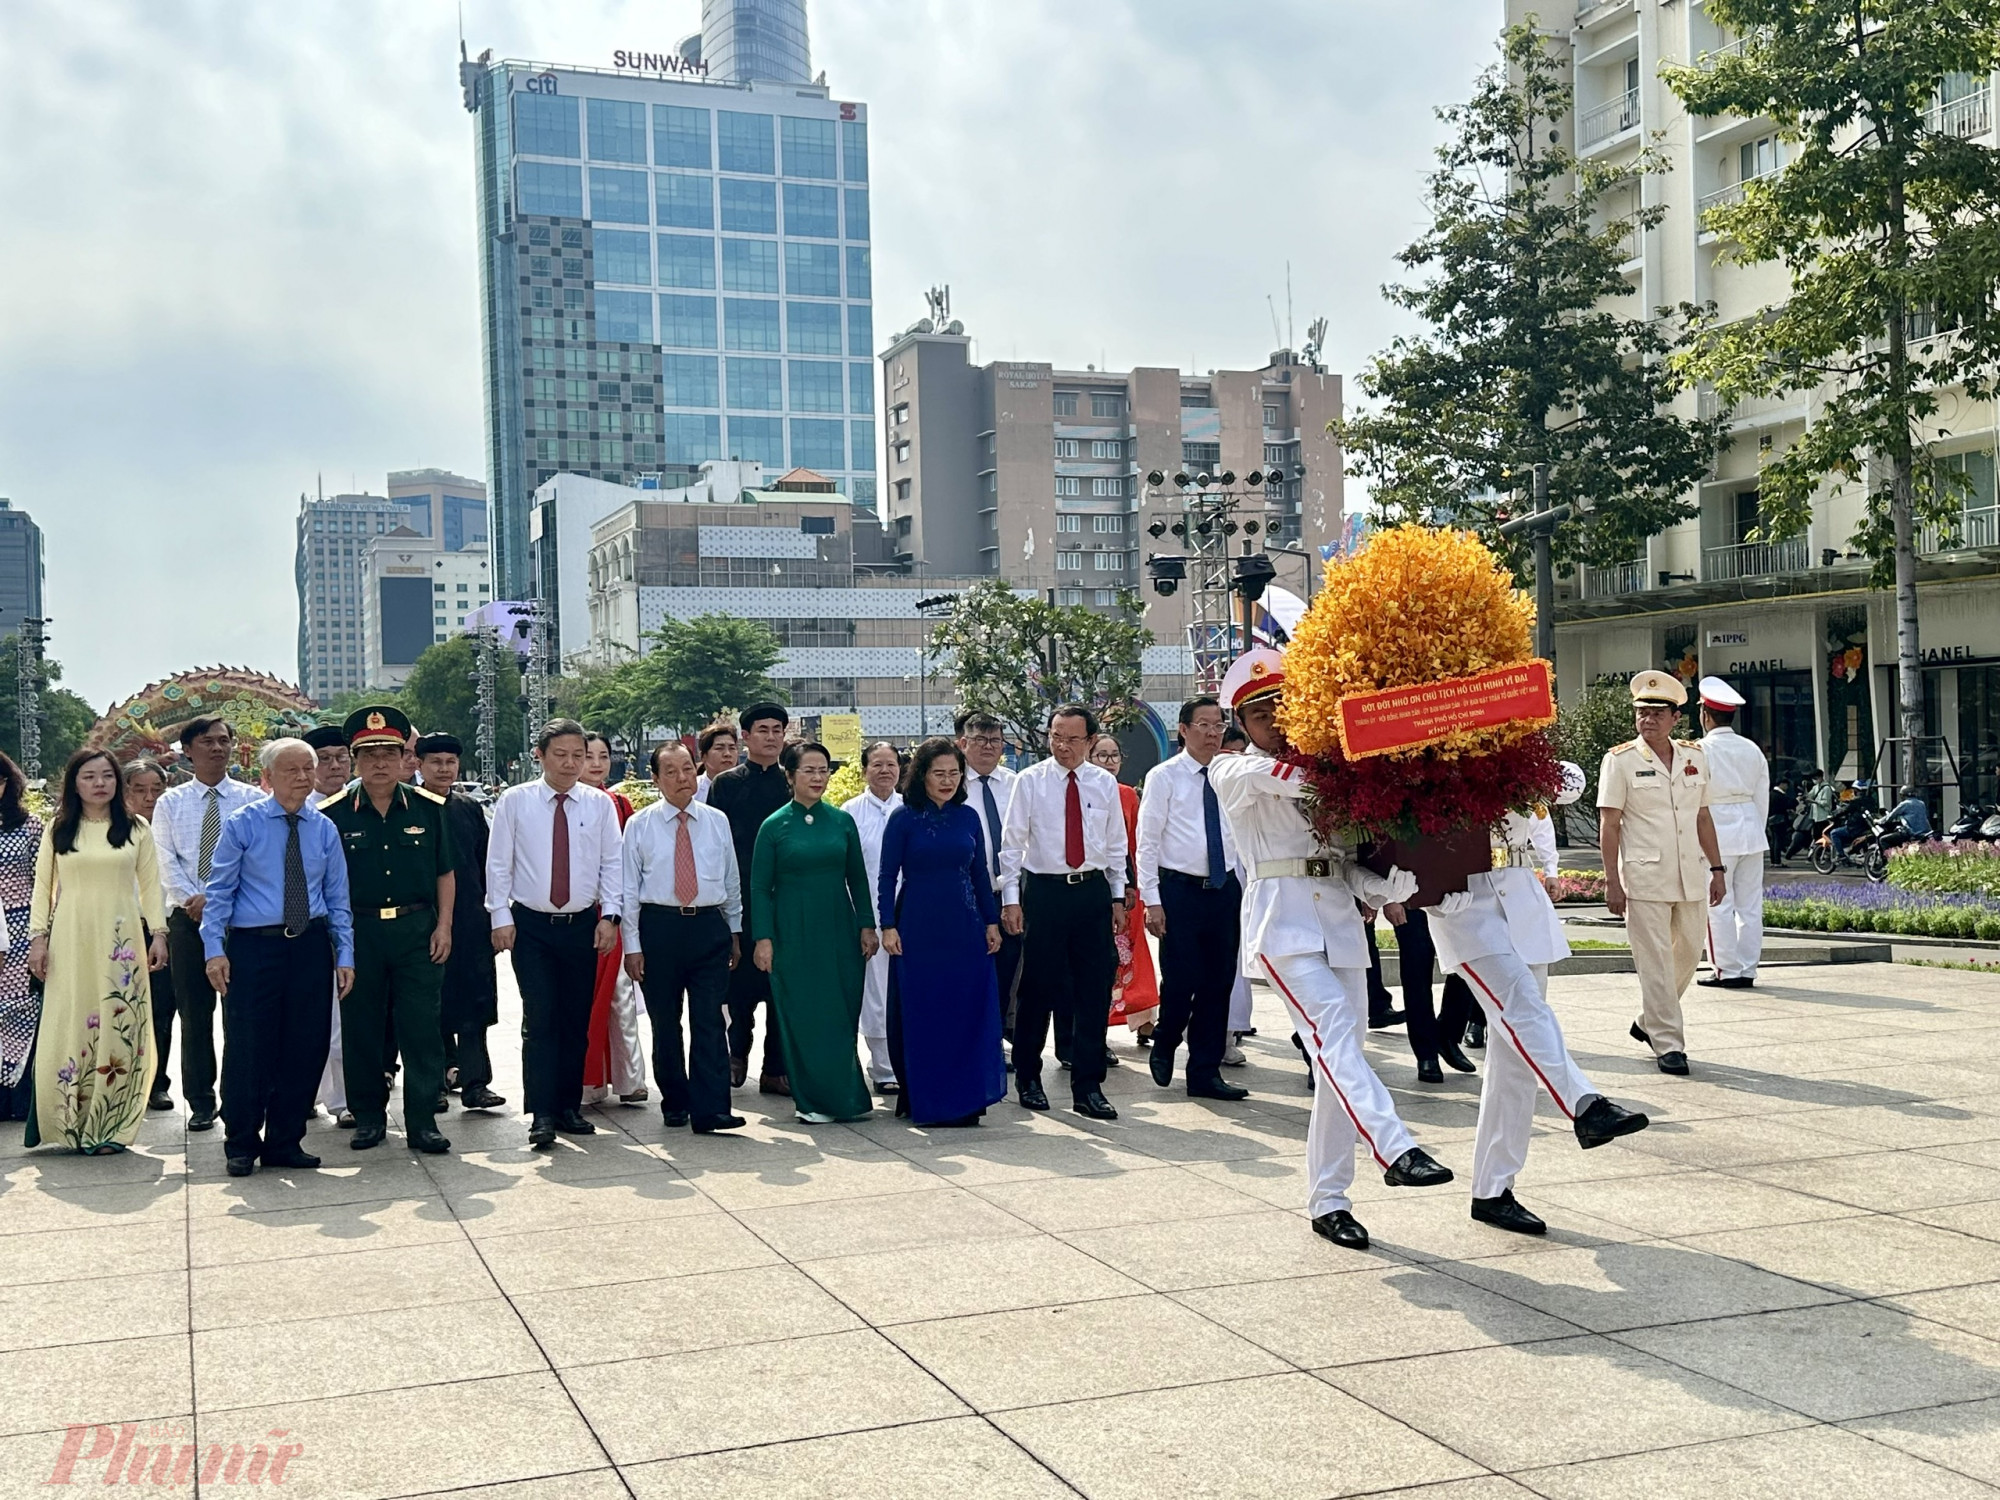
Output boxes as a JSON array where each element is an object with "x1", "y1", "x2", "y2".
[{"x1": 0, "y1": 0, "x2": 1492, "y2": 709}]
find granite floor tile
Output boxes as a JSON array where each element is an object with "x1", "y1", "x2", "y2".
[
  {"x1": 0, "y1": 1269, "x2": 188, "y2": 1351},
  {"x1": 1677, "y1": 1212, "x2": 2000, "y2": 1298},
  {"x1": 1518, "y1": 1423, "x2": 1998, "y2": 1499},
  {"x1": 443, "y1": 1169, "x2": 710, "y2": 1238},
  {"x1": 190, "y1": 1239, "x2": 498, "y2": 1331},
  {"x1": 475, "y1": 1212, "x2": 781, "y2": 1295},
  {"x1": 1846, "y1": 1393, "x2": 2000, "y2": 1489},
  {"x1": 733, "y1": 1182, "x2": 1035, "y2": 1259},
  {"x1": 0, "y1": 1333, "x2": 190, "y2": 1438},
  {"x1": 969, "y1": 1164, "x2": 1273, "y2": 1234},
  {"x1": 514, "y1": 1262, "x2": 861, "y2": 1367},
  {"x1": 797, "y1": 1232, "x2": 1146, "y2": 1324},
  {"x1": 0, "y1": 1219, "x2": 187, "y2": 1285},
  {"x1": 187, "y1": 1195, "x2": 463, "y2": 1268},
  {"x1": 1058, "y1": 1207, "x2": 1378, "y2": 1291}
]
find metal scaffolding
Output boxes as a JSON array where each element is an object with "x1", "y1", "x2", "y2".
[{"x1": 15, "y1": 618, "x2": 47, "y2": 780}]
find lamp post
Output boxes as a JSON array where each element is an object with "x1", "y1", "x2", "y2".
[
  {"x1": 914, "y1": 592, "x2": 956, "y2": 739},
  {"x1": 1496, "y1": 461, "x2": 1567, "y2": 666}
]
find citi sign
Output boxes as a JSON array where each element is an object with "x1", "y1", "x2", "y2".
[{"x1": 612, "y1": 49, "x2": 710, "y2": 76}]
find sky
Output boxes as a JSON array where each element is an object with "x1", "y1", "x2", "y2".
[{"x1": 0, "y1": 0, "x2": 1497, "y2": 710}]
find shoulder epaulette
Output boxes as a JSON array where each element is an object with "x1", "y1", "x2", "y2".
[
  {"x1": 1610, "y1": 741, "x2": 1638, "y2": 755},
  {"x1": 410, "y1": 784, "x2": 446, "y2": 804},
  {"x1": 316, "y1": 790, "x2": 347, "y2": 811}
]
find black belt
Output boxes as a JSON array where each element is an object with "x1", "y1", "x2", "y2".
[
  {"x1": 1161, "y1": 868, "x2": 1237, "y2": 888},
  {"x1": 642, "y1": 901, "x2": 726, "y2": 918},
  {"x1": 1025, "y1": 869, "x2": 1106, "y2": 886},
  {"x1": 358, "y1": 901, "x2": 432, "y2": 920},
  {"x1": 231, "y1": 917, "x2": 328, "y2": 941},
  {"x1": 513, "y1": 903, "x2": 598, "y2": 925}
]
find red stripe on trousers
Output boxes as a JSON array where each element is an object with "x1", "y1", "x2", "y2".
[
  {"x1": 1258, "y1": 955, "x2": 1393, "y2": 1169},
  {"x1": 1460, "y1": 960, "x2": 1576, "y2": 1120}
]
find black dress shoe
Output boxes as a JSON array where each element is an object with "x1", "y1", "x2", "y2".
[
  {"x1": 459, "y1": 1087, "x2": 506, "y2": 1111},
  {"x1": 661, "y1": 1109, "x2": 692, "y2": 1128},
  {"x1": 1018, "y1": 1081, "x2": 1050, "y2": 1111},
  {"x1": 1465, "y1": 1020, "x2": 1486, "y2": 1049},
  {"x1": 1629, "y1": 1022, "x2": 1651, "y2": 1046},
  {"x1": 1072, "y1": 1090, "x2": 1118, "y2": 1120},
  {"x1": 1383, "y1": 1146, "x2": 1455, "y2": 1188},
  {"x1": 335, "y1": 1109, "x2": 357, "y2": 1128},
  {"x1": 1369, "y1": 1007, "x2": 1407, "y2": 1030},
  {"x1": 408, "y1": 1129, "x2": 452, "y2": 1155},
  {"x1": 730, "y1": 1056, "x2": 748, "y2": 1088},
  {"x1": 1696, "y1": 976, "x2": 1729, "y2": 988},
  {"x1": 188, "y1": 1109, "x2": 217, "y2": 1133},
  {"x1": 692, "y1": 1112, "x2": 746, "y2": 1133},
  {"x1": 1470, "y1": 1189, "x2": 1546, "y2": 1235},
  {"x1": 262, "y1": 1149, "x2": 321, "y2": 1170},
  {"x1": 350, "y1": 1124, "x2": 387, "y2": 1150},
  {"x1": 1573, "y1": 1094, "x2": 1651, "y2": 1149},
  {"x1": 1149, "y1": 1040, "x2": 1176, "y2": 1087},
  {"x1": 1721, "y1": 976, "x2": 1755, "y2": 989},
  {"x1": 225, "y1": 1155, "x2": 255, "y2": 1177},
  {"x1": 148, "y1": 1091, "x2": 174, "y2": 1112},
  {"x1": 874, "y1": 1079, "x2": 901, "y2": 1095},
  {"x1": 1312, "y1": 1209, "x2": 1370, "y2": 1250},
  {"x1": 528, "y1": 1115, "x2": 558, "y2": 1148},
  {"x1": 1657, "y1": 1051, "x2": 1690, "y2": 1076},
  {"x1": 1102, "y1": 1052, "x2": 1122, "y2": 1068},
  {"x1": 554, "y1": 1110, "x2": 596, "y2": 1135},
  {"x1": 1416, "y1": 1058, "x2": 1444, "y2": 1084},
  {"x1": 1439, "y1": 1041, "x2": 1478, "y2": 1074},
  {"x1": 1186, "y1": 1073, "x2": 1249, "y2": 1102},
  {"x1": 435, "y1": 1092, "x2": 451, "y2": 1113}
]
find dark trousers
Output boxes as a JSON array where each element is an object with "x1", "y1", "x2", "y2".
[
  {"x1": 441, "y1": 1015, "x2": 493, "y2": 1091},
  {"x1": 342, "y1": 910, "x2": 446, "y2": 1133},
  {"x1": 994, "y1": 925, "x2": 1023, "y2": 1041},
  {"x1": 510, "y1": 905, "x2": 598, "y2": 1117},
  {"x1": 146, "y1": 932, "x2": 177, "y2": 1098},
  {"x1": 166, "y1": 909, "x2": 221, "y2": 1114},
  {"x1": 1394, "y1": 907, "x2": 1480, "y2": 1060},
  {"x1": 636, "y1": 904, "x2": 733, "y2": 1120},
  {"x1": 1014, "y1": 871, "x2": 1117, "y2": 1094},
  {"x1": 1154, "y1": 870, "x2": 1242, "y2": 1076},
  {"x1": 726, "y1": 951, "x2": 785, "y2": 1078},
  {"x1": 220, "y1": 924, "x2": 334, "y2": 1161}
]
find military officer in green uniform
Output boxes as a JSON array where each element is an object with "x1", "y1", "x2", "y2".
[{"x1": 322, "y1": 705, "x2": 456, "y2": 1153}]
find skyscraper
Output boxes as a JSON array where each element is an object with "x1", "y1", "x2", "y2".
[
  {"x1": 463, "y1": 8, "x2": 874, "y2": 602},
  {"x1": 0, "y1": 501, "x2": 45, "y2": 639},
  {"x1": 295, "y1": 493, "x2": 407, "y2": 703},
  {"x1": 702, "y1": 0, "x2": 813, "y2": 85}
]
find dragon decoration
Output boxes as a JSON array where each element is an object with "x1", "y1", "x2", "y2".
[{"x1": 86, "y1": 668, "x2": 324, "y2": 772}]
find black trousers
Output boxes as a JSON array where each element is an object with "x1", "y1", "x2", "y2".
[
  {"x1": 510, "y1": 904, "x2": 598, "y2": 1117},
  {"x1": 166, "y1": 909, "x2": 221, "y2": 1114},
  {"x1": 1015, "y1": 871, "x2": 1117, "y2": 1093},
  {"x1": 1154, "y1": 870, "x2": 1242, "y2": 1075},
  {"x1": 441, "y1": 1015, "x2": 493, "y2": 1091},
  {"x1": 220, "y1": 924, "x2": 334, "y2": 1161},
  {"x1": 1394, "y1": 907, "x2": 1480, "y2": 1060},
  {"x1": 725, "y1": 937, "x2": 785, "y2": 1078},
  {"x1": 145, "y1": 925, "x2": 177, "y2": 1097},
  {"x1": 994, "y1": 925, "x2": 1022, "y2": 1041},
  {"x1": 637, "y1": 904, "x2": 733, "y2": 1121}
]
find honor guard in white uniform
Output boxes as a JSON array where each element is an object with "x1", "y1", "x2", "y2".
[
  {"x1": 1695, "y1": 676, "x2": 1770, "y2": 989},
  {"x1": 1207, "y1": 648, "x2": 1455, "y2": 1252},
  {"x1": 1419, "y1": 762, "x2": 1649, "y2": 1235},
  {"x1": 1598, "y1": 671, "x2": 1727, "y2": 1076}
]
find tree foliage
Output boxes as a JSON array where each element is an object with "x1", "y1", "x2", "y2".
[
  {"x1": 1663, "y1": 0, "x2": 2000, "y2": 742},
  {"x1": 1340, "y1": 21, "x2": 1723, "y2": 572},
  {"x1": 571, "y1": 614, "x2": 782, "y2": 743},
  {"x1": 929, "y1": 581, "x2": 1151, "y2": 755},
  {"x1": 396, "y1": 635, "x2": 524, "y2": 763},
  {"x1": 0, "y1": 636, "x2": 98, "y2": 774}
]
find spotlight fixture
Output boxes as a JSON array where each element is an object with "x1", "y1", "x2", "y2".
[
  {"x1": 1147, "y1": 554, "x2": 1187, "y2": 597},
  {"x1": 1293, "y1": 463, "x2": 1307, "y2": 479},
  {"x1": 1223, "y1": 520, "x2": 1239, "y2": 536},
  {"x1": 1220, "y1": 470, "x2": 1236, "y2": 487},
  {"x1": 1170, "y1": 521, "x2": 1187, "y2": 538},
  {"x1": 1195, "y1": 472, "x2": 1213, "y2": 489},
  {"x1": 1173, "y1": 472, "x2": 1192, "y2": 488},
  {"x1": 1245, "y1": 469, "x2": 1265, "y2": 487},
  {"x1": 1195, "y1": 519, "x2": 1213, "y2": 536},
  {"x1": 1146, "y1": 469, "x2": 1166, "y2": 487},
  {"x1": 1147, "y1": 519, "x2": 1167, "y2": 539},
  {"x1": 1244, "y1": 519, "x2": 1261, "y2": 535},
  {"x1": 1231, "y1": 552, "x2": 1278, "y2": 602}
]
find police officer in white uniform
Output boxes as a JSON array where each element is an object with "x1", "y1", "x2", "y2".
[
  {"x1": 1414, "y1": 763, "x2": 1649, "y2": 1235},
  {"x1": 1208, "y1": 648, "x2": 1455, "y2": 1251},
  {"x1": 1695, "y1": 676, "x2": 1770, "y2": 989}
]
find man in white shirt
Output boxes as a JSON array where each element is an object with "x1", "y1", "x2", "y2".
[
  {"x1": 999, "y1": 703, "x2": 1127, "y2": 1120},
  {"x1": 958, "y1": 711, "x2": 1019, "y2": 1033},
  {"x1": 1208, "y1": 649, "x2": 1454, "y2": 1251},
  {"x1": 1138, "y1": 695, "x2": 1249, "y2": 1102},
  {"x1": 487, "y1": 717, "x2": 625, "y2": 1149},
  {"x1": 1696, "y1": 676, "x2": 1770, "y2": 989},
  {"x1": 842, "y1": 742, "x2": 904, "y2": 1091},
  {"x1": 153, "y1": 715, "x2": 264, "y2": 1131},
  {"x1": 623, "y1": 742, "x2": 744, "y2": 1134},
  {"x1": 693, "y1": 720, "x2": 738, "y2": 804}
]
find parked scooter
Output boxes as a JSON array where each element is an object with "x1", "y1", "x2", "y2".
[{"x1": 1945, "y1": 800, "x2": 2000, "y2": 845}]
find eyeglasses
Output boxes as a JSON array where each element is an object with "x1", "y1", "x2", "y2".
[{"x1": 963, "y1": 734, "x2": 1004, "y2": 749}]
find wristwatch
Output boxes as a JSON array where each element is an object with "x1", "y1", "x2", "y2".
[{"x1": 1709, "y1": 865, "x2": 1726, "y2": 872}]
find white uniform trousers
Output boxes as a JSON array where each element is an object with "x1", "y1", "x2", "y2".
[
  {"x1": 315, "y1": 986, "x2": 345, "y2": 1114},
  {"x1": 1706, "y1": 851, "x2": 1764, "y2": 980},
  {"x1": 1457, "y1": 956, "x2": 1597, "y2": 1200},
  {"x1": 860, "y1": 948, "x2": 894, "y2": 1083},
  {"x1": 1228, "y1": 972, "x2": 1254, "y2": 1033},
  {"x1": 1625, "y1": 898, "x2": 1703, "y2": 1055},
  {"x1": 1258, "y1": 952, "x2": 1417, "y2": 1217}
]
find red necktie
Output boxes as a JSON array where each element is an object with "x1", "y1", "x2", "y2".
[
  {"x1": 1064, "y1": 770, "x2": 1084, "y2": 869},
  {"x1": 674, "y1": 809, "x2": 698, "y2": 905},
  {"x1": 549, "y1": 791, "x2": 572, "y2": 908}
]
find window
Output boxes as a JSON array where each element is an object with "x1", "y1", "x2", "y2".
[
  {"x1": 1093, "y1": 552, "x2": 1121, "y2": 571},
  {"x1": 1093, "y1": 589, "x2": 1116, "y2": 606},
  {"x1": 844, "y1": 188, "x2": 869, "y2": 240},
  {"x1": 517, "y1": 162, "x2": 582, "y2": 218},
  {"x1": 1090, "y1": 393, "x2": 1123, "y2": 417},
  {"x1": 659, "y1": 293, "x2": 717, "y2": 348},
  {"x1": 531, "y1": 285, "x2": 552, "y2": 309},
  {"x1": 1092, "y1": 514, "x2": 1124, "y2": 533},
  {"x1": 894, "y1": 478, "x2": 912, "y2": 501},
  {"x1": 717, "y1": 111, "x2": 774, "y2": 173},
  {"x1": 592, "y1": 228, "x2": 649, "y2": 285},
  {"x1": 1740, "y1": 134, "x2": 1785, "y2": 182},
  {"x1": 1056, "y1": 514, "x2": 1081, "y2": 533},
  {"x1": 788, "y1": 300, "x2": 843, "y2": 354},
  {"x1": 563, "y1": 287, "x2": 585, "y2": 310},
  {"x1": 1055, "y1": 477, "x2": 1080, "y2": 496},
  {"x1": 586, "y1": 98, "x2": 646, "y2": 163},
  {"x1": 595, "y1": 290, "x2": 652, "y2": 343},
  {"x1": 652, "y1": 234, "x2": 712, "y2": 289},
  {"x1": 1180, "y1": 388, "x2": 1212, "y2": 408},
  {"x1": 850, "y1": 420, "x2": 875, "y2": 469},
  {"x1": 1091, "y1": 439, "x2": 1122, "y2": 460},
  {"x1": 1057, "y1": 588, "x2": 1084, "y2": 606},
  {"x1": 588, "y1": 167, "x2": 648, "y2": 223},
  {"x1": 789, "y1": 359, "x2": 844, "y2": 411},
  {"x1": 1182, "y1": 441, "x2": 1221, "y2": 467},
  {"x1": 1091, "y1": 478, "x2": 1123, "y2": 498},
  {"x1": 656, "y1": 172, "x2": 712, "y2": 229},
  {"x1": 1055, "y1": 439, "x2": 1079, "y2": 458},
  {"x1": 513, "y1": 93, "x2": 579, "y2": 157},
  {"x1": 653, "y1": 104, "x2": 710, "y2": 168},
  {"x1": 728, "y1": 356, "x2": 783, "y2": 409},
  {"x1": 783, "y1": 183, "x2": 839, "y2": 238},
  {"x1": 597, "y1": 381, "x2": 621, "y2": 400},
  {"x1": 725, "y1": 297, "x2": 781, "y2": 351},
  {"x1": 845, "y1": 245, "x2": 871, "y2": 299},
  {"x1": 798, "y1": 514, "x2": 837, "y2": 536},
  {"x1": 728, "y1": 415, "x2": 785, "y2": 466},
  {"x1": 790, "y1": 418, "x2": 845, "y2": 470},
  {"x1": 660, "y1": 354, "x2": 719, "y2": 408},
  {"x1": 562, "y1": 226, "x2": 583, "y2": 247},
  {"x1": 841, "y1": 119, "x2": 868, "y2": 182},
  {"x1": 848, "y1": 304, "x2": 872, "y2": 356},
  {"x1": 848, "y1": 363, "x2": 874, "y2": 414},
  {"x1": 566, "y1": 377, "x2": 589, "y2": 400},
  {"x1": 528, "y1": 253, "x2": 551, "y2": 277},
  {"x1": 780, "y1": 116, "x2": 837, "y2": 178},
  {"x1": 662, "y1": 414, "x2": 721, "y2": 465},
  {"x1": 1053, "y1": 392, "x2": 1078, "y2": 416},
  {"x1": 890, "y1": 402, "x2": 909, "y2": 426},
  {"x1": 722, "y1": 237, "x2": 779, "y2": 293},
  {"x1": 784, "y1": 241, "x2": 840, "y2": 297},
  {"x1": 720, "y1": 178, "x2": 777, "y2": 233},
  {"x1": 1263, "y1": 404, "x2": 1282, "y2": 427},
  {"x1": 1056, "y1": 551, "x2": 1084, "y2": 571}
]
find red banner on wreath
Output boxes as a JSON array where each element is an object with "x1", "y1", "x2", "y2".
[{"x1": 1336, "y1": 660, "x2": 1555, "y2": 759}]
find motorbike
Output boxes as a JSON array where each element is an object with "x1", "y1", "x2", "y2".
[
  {"x1": 1945, "y1": 801, "x2": 2000, "y2": 845},
  {"x1": 1810, "y1": 811, "x2": 1910, "y2": 882}
]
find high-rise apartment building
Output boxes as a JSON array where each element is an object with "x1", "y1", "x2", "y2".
[
  {"x1": 295, "y1": 493, "x2": 408, "y2": 703},
  {"x1": 463, "y1": 15, "x2": 875, "y2": 604},
  {"x1": 0, "y1": 501, "x2": 45, "y2": 639},
  {"x1": 1512, "y1": 1, "x2": 2000, "y2": 807}
]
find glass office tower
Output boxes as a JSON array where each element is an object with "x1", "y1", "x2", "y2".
[
  {"x1": 464, "y1": 55, "x2": 873, "y2": 598},
  {"x1": 703, "y1": 0, "x2": 812, "y2": 85}
]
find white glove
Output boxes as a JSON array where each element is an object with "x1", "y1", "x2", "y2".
[
  {"x1": 1427, "y1": 890, "x2": 1475, "y2": 917},
  {"x1": 1344, "y1": 863, "x2": 1418, "y2": 908}
]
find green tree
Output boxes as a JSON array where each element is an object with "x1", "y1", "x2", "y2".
[
  {"x1": 0, "y1": 635, "x2": 99, "y2": 774},
  {"x1": 1340, "y1": 21, "x2": 1723, "y2": 573},
  {"x1": 630, "y1": 614, "x2": 782, "y2": 738},
  {"x1": 566, "y1": 653, "x2": 651, "y2": 749},
  {"x1": 929, "y1": 582, "x2": 1151, "y2": 755},
  {"x1": 1663, "y1": 0, "x2": 2000, "y2": 750},
  {"x1": 396, "y1": 636, "x2": 524, "y2": 764}
]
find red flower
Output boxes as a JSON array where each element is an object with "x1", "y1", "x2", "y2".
[{"x1": 1294, "y1": 730, "x2": 1564, "y2": 844}]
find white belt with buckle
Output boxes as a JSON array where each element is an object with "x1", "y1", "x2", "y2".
[{"x1": 1255, "y1": 856, "x2": 1337, "y2": 879}]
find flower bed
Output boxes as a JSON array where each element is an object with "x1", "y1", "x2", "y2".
[
  {"x1": 1765, "y1": 880, "x2": 2000, "y2": 939},
  {"x1": 1545, "y1": 871, "x2": 1607, "y2": 905},
  {"x1": 1887, "y1": 840, "x2": 2000, "y2": 898}
]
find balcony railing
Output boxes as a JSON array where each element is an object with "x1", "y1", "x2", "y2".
[
  {"x1": 1580, "y1": 559, "x2": 1646, "y2": 599},
  {"x1": 1695, "y1": 36, "x2": 1750, "y2": 71},
  {"x1": 1698, "y1": 166, "x2": 1782, "y2": 218},
  {"x1": 1702, "y1": 536, "x2": 1811, "y2": 581},
  {"x1": 1920, "y1": 506, "x2": 2000, "y2": 555},
  {"x1": 1928, "y1": 86, "x2": 1993, "y2": 140},
  {"x1": 1579, "y1": 88, "x2": 1641, "y2": 148}
]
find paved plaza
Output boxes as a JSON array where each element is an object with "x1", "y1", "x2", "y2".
[{"x1": 7, "y1": 960, "x2": 2000, "y2": 1498}]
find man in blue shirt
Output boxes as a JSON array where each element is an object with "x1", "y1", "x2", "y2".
[
  {"x1": 1888, "y1": 787, "x2": 1932, "y2": 839},
  {"x1": 201, "y1": 737, "x2": 355, "y2": 1176}
]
